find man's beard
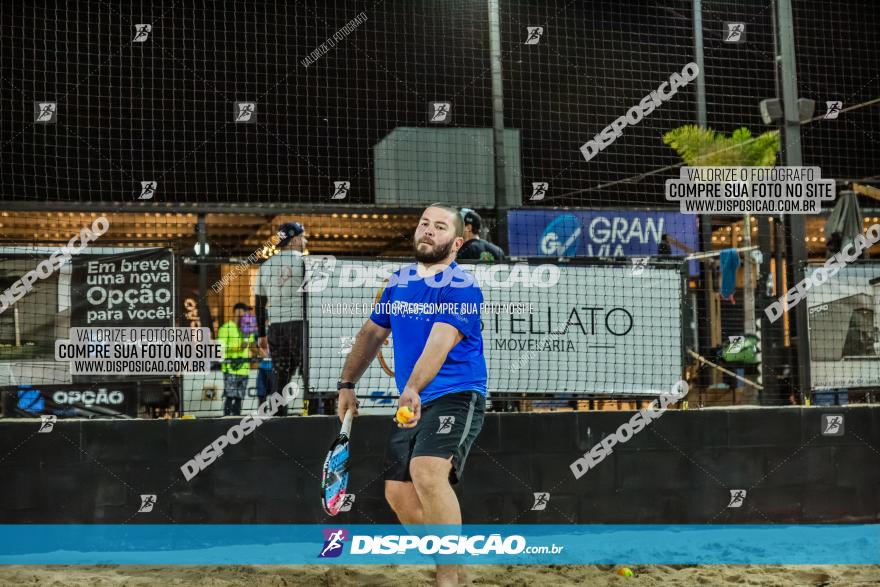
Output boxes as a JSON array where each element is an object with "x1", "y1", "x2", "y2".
[{"x1": 413, "y1": 237, "x2": 454, "y2": 264}]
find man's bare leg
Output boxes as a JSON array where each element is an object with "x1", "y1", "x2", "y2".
[
  {"x1": 384, "y1": 480, "x2": 424, "y2": 525},
  {"x1": 410, "y1": 456, "x2": 463, "y2": 587}
]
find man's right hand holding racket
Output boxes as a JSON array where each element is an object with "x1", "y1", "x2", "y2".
[{"x1": 337, "y1": 387, "x2": 358, "y2": 421}]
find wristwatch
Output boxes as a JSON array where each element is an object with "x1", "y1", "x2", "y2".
[{"x1": 337, "y1": 381, "x2": 355, "y2": 391}]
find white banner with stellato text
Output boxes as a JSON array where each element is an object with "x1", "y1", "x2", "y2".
[{"x1": 306, "y1": 260, "x2": 684, "y2": 398}]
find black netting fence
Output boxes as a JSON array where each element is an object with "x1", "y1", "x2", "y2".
[{"x1": 0, "y1": 0, "x2": 878, "y2": 418}]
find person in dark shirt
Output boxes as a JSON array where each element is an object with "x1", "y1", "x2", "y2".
[
  {"x1": 456, "y1": 208, "x2": 506, "y2": 263},
  {"x1": 457, "y1": 208, "x2": 516, "y2": 414}
]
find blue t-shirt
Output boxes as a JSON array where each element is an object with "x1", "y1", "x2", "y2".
[{"x1": 369, "y1": 262, "x2": 487, "y2": 404}]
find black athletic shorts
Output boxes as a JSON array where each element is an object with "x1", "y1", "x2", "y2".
[{"x1": 383, "y1": 391, "x2": 486, "y2": 485}]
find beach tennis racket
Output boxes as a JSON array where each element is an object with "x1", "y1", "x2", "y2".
[{"x1": 321, "y1": 409, "x2": 354, "y2": 516}]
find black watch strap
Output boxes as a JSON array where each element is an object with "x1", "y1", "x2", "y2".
[{"x1": 337, "y1": 381, "x2": 355, "y2": 390}]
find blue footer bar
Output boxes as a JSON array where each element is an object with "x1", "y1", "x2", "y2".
[{"x1": 0, "y1": 525, "x2": 877, "y2": 565}]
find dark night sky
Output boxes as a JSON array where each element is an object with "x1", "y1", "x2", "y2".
[{"x1": 0, "y1": 0, "x2": 877, "y2": 208}]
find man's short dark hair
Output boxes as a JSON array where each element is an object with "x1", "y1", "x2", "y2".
[
  {"x1": 426, "y1": 203, "x2": 464, "y2": 238},
  {"x1": 460, "y1": 208, "x2": 482, "y2": 232},
  {"x1": 233, "y1": 302, "x2": 252, "y2": 312}
]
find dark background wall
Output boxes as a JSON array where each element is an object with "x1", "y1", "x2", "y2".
[{"x1": 1, "y1": 406, "x2": 877, "y2": 524}]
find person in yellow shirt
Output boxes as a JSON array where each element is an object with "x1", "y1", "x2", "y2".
[{"x1": 218, "y1": 302, "x2": 255, "y2": 416}]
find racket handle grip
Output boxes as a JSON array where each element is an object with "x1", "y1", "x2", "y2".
[{"x1": 341, "y1": 409, "x2": 354, "y2": 436}]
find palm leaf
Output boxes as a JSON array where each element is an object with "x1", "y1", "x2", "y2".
[{"x1": 664, "y1": 125, "x2": 780, "y2": 168}]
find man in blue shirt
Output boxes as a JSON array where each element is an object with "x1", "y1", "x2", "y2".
[{"x1": 337, "y1": 203, "x2": 487, "y2": 587}]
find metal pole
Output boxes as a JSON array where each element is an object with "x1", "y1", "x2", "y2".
[
  {"x1": 734, "y1": 0, "x2": 755, "y2": 337},
  {"x1": 757, "y1": 216, "x2": 774, "y2": 402},
  {"x1": 196, "y1": 213, "x2": 212, "y2": 332},
  {"x1": 488, "y1": 0, "x2": 509, "y2": 252},
  {"x1": 742, "y1": 218, "x2": 756, "y2": 336},
  {"x1": 692, "y1": 0, "x2": 707, "y2": 127},
  {"x1": 13, "y1": 306, "x2": 20, "y2": 347},
  {"x1": 761, "y1": 0, "x2": 786, "y2": 404},
  {"x1": 777, "y1": 0, "x2": 811, "y2": 402},
  {"x1": 770, "y1": 5, "x2": 788, "y2": 309},
  {"x1": 693, "y1": 0, "x2": 720, "y2": 378}
]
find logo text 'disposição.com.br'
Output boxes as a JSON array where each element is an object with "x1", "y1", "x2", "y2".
[{"x1": 318, "y1": 530, "x2": 563, "y2": 558}]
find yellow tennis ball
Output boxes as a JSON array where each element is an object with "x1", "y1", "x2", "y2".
[
  {"x1": 396, "y1": 406, "x2": 414, "y2": 423},
  {"x1": 616, "y1": 567, "x2": 633, "y2": 577}
]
